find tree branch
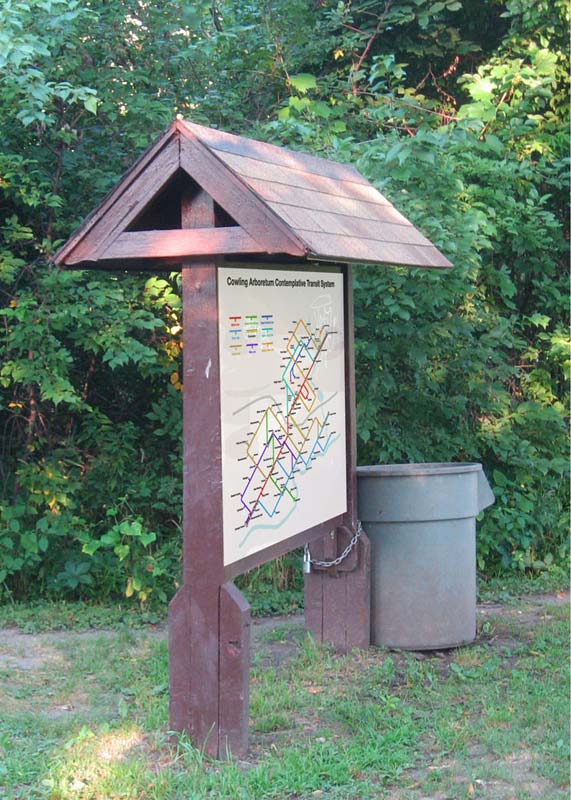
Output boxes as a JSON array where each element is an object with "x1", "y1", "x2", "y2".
[{"x1": 351, "y1": 0, "x2": 393, "y2": 95}]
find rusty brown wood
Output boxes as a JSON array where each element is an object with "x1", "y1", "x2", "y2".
[
  {"x1": 305, "y1": 233, "x2": 450, "y2": 268},
  {"x1": 182, "y1": 121, "x2": 451, "y2": 269},
  {"x1": 213, "y1": 151, "x2": 390, "y2": 204},
  {"x1": 219, "y1": 582, "x2": 250, "y2": 758},
  {"x1": 344, "y1": 533, "x2": 371, "y2": 650},
  {"x1": 321, "y1": 570, "x2": 347, "y2": 646},
  {"x1": 303, "y1": 264, "x2": 371, "y2": 652},
  {"x1": 60, "y1": 135, "x2": 180, "y2": 266},
  {"x1": 169, "y1": 188, "x2": 223, "y2": 757},
  {"x1": 343, "y1": 264, "x2": 359, "y2": 531},
  {"x1": 168, "y1": 583, "x2": 192, "y2": 731},
  {"x1": 100, "y1": 227, "x2": 266, "y2": 260},
  {"x1": 303, "y1": 585, "x2": 323, "y2": 641},
  {"x1": 305, "y1": 529, "x2": 371, "y2": 652},
  {"x1": 53, "y1": 123, "x2": 180, "y2": 267},
  {"x1": 268, "y1": 205, "x2": 430, "y2": 244},
  {"x1": 181, "y1": 120, "x2": 370, "y2": 184},
  {"x1": 168, "y1": 186, "x2": 251, "y2": 758},
  {"x1": 55, "y1": 119, "x2": 451, "y2": 272},
  {"x1": 65, "y1": 257, "x2": 194, "y2": 272},
  {"x1": 245, "y1": 177, "x2": 392, "y2": 215}
]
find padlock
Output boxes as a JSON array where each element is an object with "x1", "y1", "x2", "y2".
[{"x1": 303, "y1": 545, "x2": 312, "y2": 574}]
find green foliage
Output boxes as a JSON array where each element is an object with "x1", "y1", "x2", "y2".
[
  {"x1": 349, "y1": 116, "x2": 569, "y2": 568},
  {"x1": 0, "y1": 0, "x2": 568, "y2": 604},
  {"x1": 237, "y1": 552, "x2": 304, "y2": 616}
]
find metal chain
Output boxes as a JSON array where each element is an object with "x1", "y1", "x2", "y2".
[{"x1": 304, "y1": 521, "x2": 363, "y2": 569}]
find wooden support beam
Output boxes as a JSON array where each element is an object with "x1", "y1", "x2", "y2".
[
  {"x1": 219, "y1": 583, "x2": 250, "y2": 756},
  {"x1": 168, "y1": 188, "x2": 250, "y2": 759},
  {"x1": 304, "y1": 264, "x2": 371, "y2": 652},
  {"x1": 100, "y1": 226, "x2": 266, "y2": 261}
]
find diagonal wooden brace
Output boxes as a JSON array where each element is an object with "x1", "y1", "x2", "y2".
[{"x1": 168, "y1": 580, "x2": 250, "y2": 759}]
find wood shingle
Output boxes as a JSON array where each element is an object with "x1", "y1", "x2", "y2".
[{"x1": 54, "y1": 119, "x2": 452, "y2": 270}]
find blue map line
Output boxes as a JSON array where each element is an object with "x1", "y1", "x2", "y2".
[
  {"x1": 240, "y1": 415, "x2": 335, "y2": 531},
  {"x1": 240, "y1": 502, "x2": 298, "y2": 544},
  {"x1": 239, "y1": 432, "x2": 340, "y2": 548},
  {"x1": 258, "y1": 468, "x2": 297, "y2": 518}
]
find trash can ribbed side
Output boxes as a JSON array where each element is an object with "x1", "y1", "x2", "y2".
[{"x1": 357, "y1": 463, "x2": 494, "y2": 650}]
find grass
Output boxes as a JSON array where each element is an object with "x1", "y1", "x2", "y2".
[
  {"x1": 477, "y1": 566, "x2": 568, "y2": 603},
  {"x1": 0, "y1": 583, "x2": 303, "y2": 635},
  {"x1": 0, "y1": 600, "x2": 165, "y2": 634},
  {"x1": 0, "y1": 568, "x2": 566, "y2": 635},
  {"x1": 0, "y1": 585, "x2": 568, "y2": 799}
]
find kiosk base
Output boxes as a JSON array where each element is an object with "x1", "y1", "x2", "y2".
[
  {"x1": 168, "y1": 581, "x2": 250, "y2": 759},
  {"x1": 304, "y1": 527, "x2": 371, "y2": 652}
]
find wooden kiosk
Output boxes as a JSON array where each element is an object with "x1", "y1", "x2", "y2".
[{"x1": 54, "y1": 119, "x2": 451, "y2": 759}]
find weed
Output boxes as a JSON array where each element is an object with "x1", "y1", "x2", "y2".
[{"x1": 477, "y1": 568, "x2": 568, "y2": 603}]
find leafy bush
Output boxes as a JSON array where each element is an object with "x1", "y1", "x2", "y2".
[{"x1": 0, "y1": 0, "x2": 568, "y2": 604}]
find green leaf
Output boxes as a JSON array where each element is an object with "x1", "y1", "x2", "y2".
[
  {"x1": 83, "y1": 95, "x2": 98, "y2": 115},
  {"x1": 309, "y1": 100, "x2": 331, "y2": 118},
  {"x1": 533, "y1": 49, "x2": 557, "y2": 76},
  {"x1": 528, "y1": 313, "x2": 551, "y2": 329},
  {"x1": 139, "y1": 531, "x2": 157, "y2": 546},
  {"x1": 101, "y1": 530, "x2": 120, "y2": 546},
  {"x1": 114, "y1": 544, "x2": 130, "y2": 561},
  {"x1": 82, "y1": 540, "x2": 102, "y2": 556},
  {"x1": 20, "y1": 531, "x2": 38, "y2": 554},
  {"x1": 493, "y1": 470, "x2": 508, "y2": 488},
  {"x1": 289, "y1": 73, "x2": 317, "y2": 94}
]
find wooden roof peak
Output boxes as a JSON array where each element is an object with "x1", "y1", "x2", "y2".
[{"x1": 54, "y1": 119, "x2": 452, "y2": 270}]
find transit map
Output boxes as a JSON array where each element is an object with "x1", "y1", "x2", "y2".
[{"x1": 218, "y1": 266, "x2": 347, "y2": 567}]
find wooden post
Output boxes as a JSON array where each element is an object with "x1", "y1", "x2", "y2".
[
  {"x1": 304, "y1": 264, "x2": 371, "y2": 652},
  {"x1": 168, "y1": 187, "x2": 250, "y2": 758}
]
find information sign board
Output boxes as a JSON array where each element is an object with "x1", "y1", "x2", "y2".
[{"x1": 218, "y1": 266, "x2": 347, "y2": 567}]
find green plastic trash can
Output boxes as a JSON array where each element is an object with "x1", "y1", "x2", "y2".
[{"x1": 357, "y1": 463, "x2": 494, "y2": 650}]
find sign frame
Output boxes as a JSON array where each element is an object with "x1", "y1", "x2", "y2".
[{"x1": 217, "y1": 262, "x2": 355, "y2": 580}]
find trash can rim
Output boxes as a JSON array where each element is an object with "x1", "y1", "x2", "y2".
[{"x1": 356, "y1": 462, "x2": 483, "y2": 477}]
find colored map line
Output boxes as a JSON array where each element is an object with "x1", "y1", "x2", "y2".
[
  {"x1": 240, "y1": 416, "x2": 334, "y2": 522},
  {"x1": 242, "y1": 324, "x2": 330, "y2": 526},
  {"x1": 238, "y1": 431, "x2": 341, "y2": 547}
]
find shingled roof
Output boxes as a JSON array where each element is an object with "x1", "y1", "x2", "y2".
[{"x1": 54, "y1": 119, "x2": 452, "y2": 270}]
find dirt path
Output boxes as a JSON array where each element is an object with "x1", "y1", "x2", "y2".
[{"x1": 1, "y1": 592, "x2": 567, "y2": 671}]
